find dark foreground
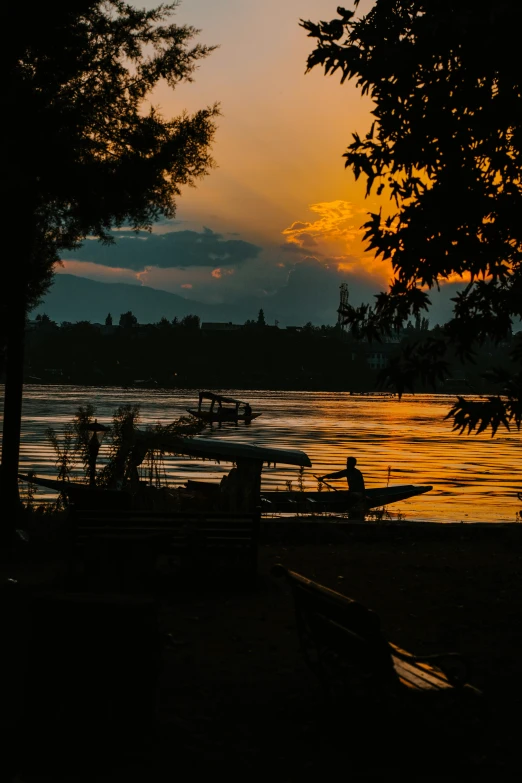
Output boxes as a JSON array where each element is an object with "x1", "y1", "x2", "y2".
[{"x1": 2, "y1": 522, "x2": 522, "y2": 781}]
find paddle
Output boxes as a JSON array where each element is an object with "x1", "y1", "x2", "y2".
[{"x1": 313, "y1": 474, "x2": 339, "y2": 493}]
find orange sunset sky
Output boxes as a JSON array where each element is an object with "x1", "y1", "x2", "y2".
[{"x1": 50, "y1": 0, "x2": 459, "y2": 325}]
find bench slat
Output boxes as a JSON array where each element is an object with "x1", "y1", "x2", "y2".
[{"x1": 393, "y1": 658, "x2": 452, "y2": 691}]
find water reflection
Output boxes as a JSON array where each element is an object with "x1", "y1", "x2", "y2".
[{"x1": 3, "y1": 385, "x2": 520, "y2": 523}]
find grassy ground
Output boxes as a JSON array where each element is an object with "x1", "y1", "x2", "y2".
[{"x1": 2, "y1": 522, "x2": 521, "y2": 781}]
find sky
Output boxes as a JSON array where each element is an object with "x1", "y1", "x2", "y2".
[{"x1": 56, "y1": 0, "x2": 455, "y2": 325}]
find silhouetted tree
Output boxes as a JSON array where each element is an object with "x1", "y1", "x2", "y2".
[
  {"x1": 35, "y1": 313, "x2": 55, "y2": 326},
  {"x1": 303, "y1": 1, "x2": 521, "y2": 435},
  {"x1": 119, "y1": 311, "x2": 138, "y2": 329},
  {"x1": 257, "y1": 309, "x2": 266, "y2": 327},
  {"x1": 105, "y1": 313, "x2": 113, "y2": 327},
  {"x1": 157, "y1": 317, "x2": 171, "y2": 329},
  {"x1": 2, "y1": 1, "x2": 218, "y2": 517},
  {"x1": 180, "y1": 314, "x2": 200, "y2": 330}
]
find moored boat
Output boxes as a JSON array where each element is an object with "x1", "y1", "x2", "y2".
[
  {"x1": 259, "y1": 484, "x2": 432, "y2": 514},
  {"x1": 186, "y1": 391, "x2": 261, "y2": 424}
]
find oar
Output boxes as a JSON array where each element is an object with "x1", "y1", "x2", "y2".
[{"x1": 313, "y1": 474, "x2": 339, "y2": 493}]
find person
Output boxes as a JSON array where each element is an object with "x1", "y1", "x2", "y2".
[
  {"x1": 319, "y1": 456, "x2": 367, "y2": 519},
  {"x1": 318, "y1": 456, "x2": 365, "y2": 493}
]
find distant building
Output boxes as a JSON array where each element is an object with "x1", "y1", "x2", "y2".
[
  {"x1": 352, "y1": 342, "x2": 396, "y2": 370},
  {"x1": 366, "y1": 350, "x2": 389, "y2": 370},
  {"x1": 201, "y1": 322, "x2": 242, "y2": 331}
]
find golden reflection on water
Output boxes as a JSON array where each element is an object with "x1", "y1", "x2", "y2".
[{"x1": 4, "y1": 385, "x2": 521, "y2": 523}]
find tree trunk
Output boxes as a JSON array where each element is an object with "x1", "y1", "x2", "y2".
[{"x1": 1, "y1": 296, "x2": 26, "y2": 531}]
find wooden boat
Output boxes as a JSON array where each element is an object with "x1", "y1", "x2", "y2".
[
  {"x1": 17, "y1": 474, "x2": 132, "y2": 509},
  {"x1": 186, "y1": 391, "x2": 261, "y2": 424},
  {"x1": 260, "y1": 484, "x2": 432, "y2": 514},
  {"x1": 183, "y1": 480, "x2": 431, "y2": 514},
  {"x1": 20, "y1": 434, "x2": 430, "y2": 517},
  {"x1": 18, "y1": 438, "x2": 311, "y2": 510}
]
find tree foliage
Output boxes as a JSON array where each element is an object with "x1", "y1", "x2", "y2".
[
  {"x1": 2, "y1": 1, "x2": 218, "y2": 513},
  {"x1": 302, "y1": 1, "x2": 522, "y2": 434},
  {"x1": 119, "y1": 310, "x2": 138, "y2": 328},
  {"x1": 6, "y1": 0, "x2": 218, "y2": 303}
]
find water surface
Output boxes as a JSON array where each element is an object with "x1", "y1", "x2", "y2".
[{"x1": 5, "y1": 385, "x2": 521, "y2": 523}]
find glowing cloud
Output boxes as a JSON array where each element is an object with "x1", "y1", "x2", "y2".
[
  {"x1": 282, "y1": 200, "x2": 391, "y2": 284},
  {"x1": 211, "y1": 268, "x2": 235, "y2": 279},
  {"x1": 282, "y1": 201, "x2": 363, "y2": 251}
]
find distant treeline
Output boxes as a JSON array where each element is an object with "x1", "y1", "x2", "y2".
[{"x1": 20, "y1": 312, "x2": 519, "y2": 393}]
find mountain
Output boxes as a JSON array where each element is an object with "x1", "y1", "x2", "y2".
[
  {"x1": 30, "y1": 271, "x2": 473, "y2": 328},
  {"x1": 31, "y1": 274, "x2": 256, "y2": 325},
  {"x1": 30, "y1": 272, "x2": 346, "y2": 327}
]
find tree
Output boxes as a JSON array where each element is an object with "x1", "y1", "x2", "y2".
[
  {"x1": 119, "y1": 311, "x2": 138, "y2": 329},
  {"x1": 2, "y1": 1, "x2": 218, "y2": 518},
  {"x1": 257, "y1": 309, "x2": 266, "y2": 328},
  {"x1": 180, "y1": 314, "x2": 200, "y2": 330},
  {"x1": 302, "y1": 1, "x2": 522, "y2": 435},
  {"x1": 105, "y1": 313, "x2": 113, "y2": 327}
]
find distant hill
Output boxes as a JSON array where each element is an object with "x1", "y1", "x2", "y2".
[
  {"x1": 30, "y1": 271, "x2": 475, "y2": 328},
  {"x1": 31, "y1": 274, "x2": 254, "y2": 325},
  {"x1": 30, "y1": 272, "x2": 344, "y2": 327}
]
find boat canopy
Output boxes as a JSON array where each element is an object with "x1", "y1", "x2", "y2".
[
  {"x1": 169, "y1": 436, "x2": 312, "y2": 467},
  {"x1": 198, "y1": 391, "x2": 249, "y2": 406}
]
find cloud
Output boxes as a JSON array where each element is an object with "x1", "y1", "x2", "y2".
[
  {"x1": 57, "y1": 260, "x2": 141, "y2": 285},
  {"x1": 211, "y1": 268, "x2": 235, "y2": 279},
  {"x1": 282, "y1": 201, "x2": 395, "y2": 285},
  {"x1": 250, "y1": 257, "x2": 389, "y2": 326},
  {"x1": 61, "y1": 227, "x2": 262, "y2": 271},
  {"x1": 282, "y1": 200, "x2": 363, "y2": 252}
]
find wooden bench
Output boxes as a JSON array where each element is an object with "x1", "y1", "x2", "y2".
[
  {"x1": 70, "y1": 509, "x2": 260, "y2": 589},
  {"x1": 271, "y1": 565, "x2": 482, "y2": 710}
]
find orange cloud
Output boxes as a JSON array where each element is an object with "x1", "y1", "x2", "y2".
[
  {"x1": 283, "y1": 201, "x2": 391, "y2": 283},
  {"x1": 211, "y1": 268, "x2": 235, "y2": 279},
  {"x1": 181, "y1": 283, "x2": 193, "y2": 289},
  {"x1": 282, "y1": 201, "x2": 363, "y2": 251}
]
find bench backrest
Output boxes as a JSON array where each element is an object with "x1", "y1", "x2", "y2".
[
  {"x1": 70, "y1": 511, "x2": 260, "y2": 570},
  {"x1": 72, "y1": 509, "x2": 259, "y2": 537},
  {"x1": 272, "y1": 565, "x2": 396, "y2": 692}
]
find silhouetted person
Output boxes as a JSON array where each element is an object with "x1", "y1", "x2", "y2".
[
  {"x1": 244, "y1": 403, "x2": 252, "y2": 424},
  {"x1": 319, "y1": 456, "x2": 367, "y2": 518},
  {"x1": 319, "y1": 456, "x2": 365, "y2": 493},
  {"x1": 87, "y1": 431, "x2": 100, "y2": 488},
  {"x1": 220, "y1": 459, "x2": 262, "y2": 511}
]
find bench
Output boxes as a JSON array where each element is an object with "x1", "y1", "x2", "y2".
[
  {"x1": 271, "y1": 565, "x2": 482, "y2": 712},
  {"x1": 69, "y1": 509, "x2": 260, "y2": 590}
]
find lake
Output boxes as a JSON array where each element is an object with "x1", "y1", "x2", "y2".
[{"x1": 7, "y1": 385, "x2": 521, "y2": 523}]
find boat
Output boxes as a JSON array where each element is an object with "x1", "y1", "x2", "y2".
[
  {"x1": 18, "y1": 437, "x2": 310, "y2": 511},
  {"x1": 19, "y1": 433, "x2": 431, "y2": 516},
  {"x1": 186, "y1": 391, "x2": 261, "y2": 424},
  {"x1": 259, "y1": 484, "x2": 432, "y2": 514}
]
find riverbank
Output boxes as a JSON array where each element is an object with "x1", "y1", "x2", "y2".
[
  {"x1": 2, "y1": 521, "x2": 521, "y2": 780},
  {"x1": 260, "y1": 516, "x2": 522, "y2": 543}
]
